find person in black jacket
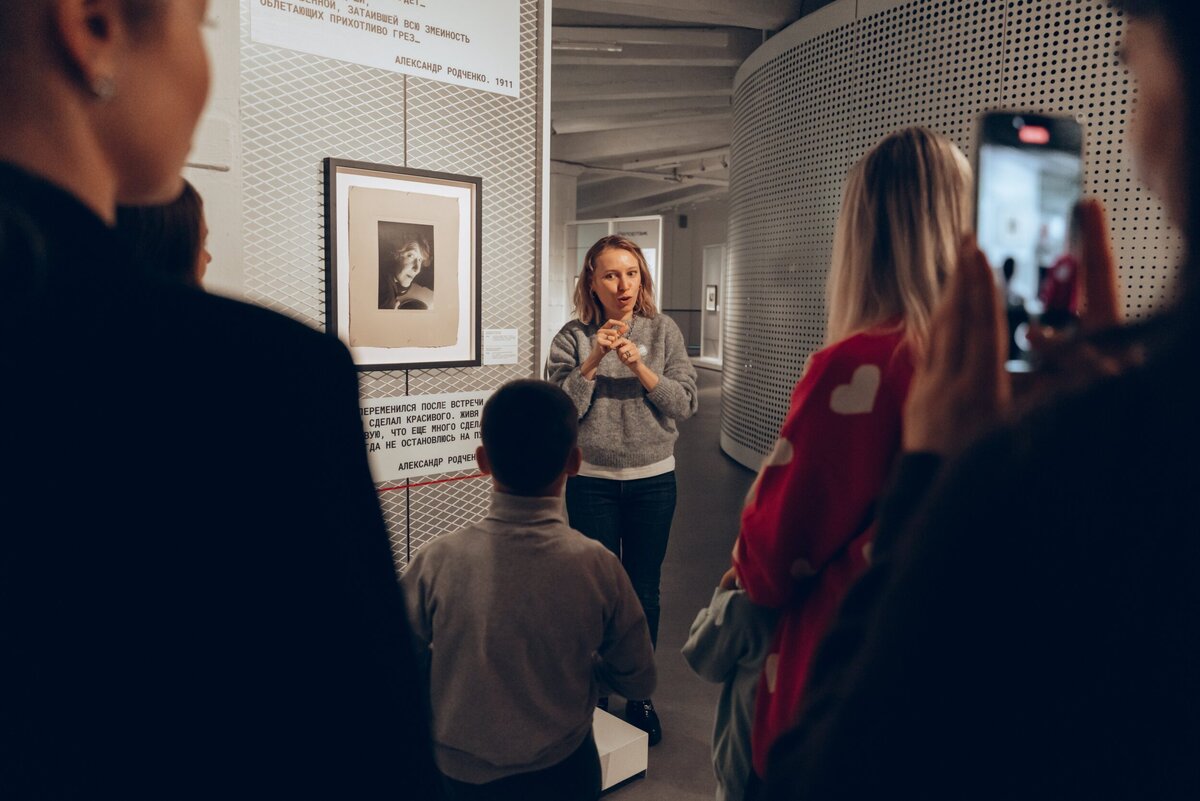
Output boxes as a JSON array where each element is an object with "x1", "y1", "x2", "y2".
[
  {"x1": 0, "y1": 2, "x2": 439, "y2": 797},
  {"x1": 767, "y1": 1, "x2": 1200, "y2": 799}
]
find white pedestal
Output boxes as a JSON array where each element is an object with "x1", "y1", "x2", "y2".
[{"x1": 593, "y1": 708, "x2": 648, "y2": 791}]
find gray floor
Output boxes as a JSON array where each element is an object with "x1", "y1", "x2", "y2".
[{"x1": 608, "y1": 368, "x2": 757, "y2": 800}]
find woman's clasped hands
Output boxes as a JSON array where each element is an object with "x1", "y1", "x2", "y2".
[
  {"x1": 593, "y1": 319, "x2": 627, "y2": 354},
  {"x1": 592, "y1": 319, "x2": 642, "y2": 372}
]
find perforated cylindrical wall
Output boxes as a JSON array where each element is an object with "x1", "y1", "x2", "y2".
[{"x1": 722, "y1": 0, "x2": 1183, "y2": 468}]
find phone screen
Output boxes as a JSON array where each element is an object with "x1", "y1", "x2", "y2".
[{"x1": 975, "y1": 112, "x2": 1084, "y2": 371}]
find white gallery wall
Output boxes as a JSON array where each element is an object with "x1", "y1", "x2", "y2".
[{"x1": 659, "y1": 198, "x2": 729, "y2": 349}]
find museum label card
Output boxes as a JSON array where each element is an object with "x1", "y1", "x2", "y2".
[
  {"x1": 483, "y1": 329, "x2": 518, "y2": 365},
  {"x1": 252, "y1": 0, "x2": 521, "y2": 97}
]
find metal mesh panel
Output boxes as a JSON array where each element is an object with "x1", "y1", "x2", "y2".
[
  {"x1": 240, "y1": 0, "x2": 543, "y2": 567},
  {"x1": 400, "y1": 0, "x2": 542, "y2": 563},
  {"x1": 724, "y1": 0, "x2": 1182, "y2": 468}
]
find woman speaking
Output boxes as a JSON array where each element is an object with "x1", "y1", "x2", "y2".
[{"x1": 547, "y1": 234, "x2": 698, "y2": 745}]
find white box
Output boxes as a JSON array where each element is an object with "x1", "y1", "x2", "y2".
[{"x1": 593, "y1": 708, "x2": 648, "y2": 791}]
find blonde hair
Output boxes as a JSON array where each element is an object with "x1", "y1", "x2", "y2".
[
  {"x1": 572, "y1": 235, "x2": 659, "y2": 324},
  {"x1": 826, "y1": 127, "x2": 973, "y2": 348}
]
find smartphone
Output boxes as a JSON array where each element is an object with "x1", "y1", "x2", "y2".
[{"x1": 975, "y1": 111, "x2": 1084, "y2": 371}]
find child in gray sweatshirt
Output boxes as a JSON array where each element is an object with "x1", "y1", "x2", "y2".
[
  {"x1": 402, "y1": 380, "x2": 656, "y2": 801},
  {"x1": 682, "y1": 586, "x2": 777, "y2": 801}
]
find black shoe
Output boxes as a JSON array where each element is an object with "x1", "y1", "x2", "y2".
[
  {"x1": 625, "y1": 698, "x2": 662, "y2": 746},
  {"x1": 597, "y1": 696, "x2": 609, "y2": 712}
]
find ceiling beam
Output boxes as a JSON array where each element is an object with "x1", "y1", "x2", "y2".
[
  {"x1": 553, "y1": 119, "x2": 730, "y2": 163},
  {"x1": 577, "y1": 172, "x2": 624, "y2": 188},
  {"x1": 623, "y1": 147, "x2": 730, "y2": 170},
  {"x1": 583, "y1": 184, "x2": 728, "y2": 219},
  {"x1": 676, "y1": 165, "x2": 729, "y2": 182},
  {"x1": 553, "y1": 66, "x2": 735, "y2": 103},
  {"x1": 551, "y1": 26, "x2": 733, "y2": 48},
  {"x1": 561, "y1": 162, "x2": 729, "y2": 188},
  {"x1": 552, "y1": 28, "x2": 760, "y2": 67},
  {"x1": 554, "y1": 111, "x2": 728, "y2": 136},
  {"x1": 638, "y1": 186, "x2": 730, "y2": 213},
  {"x1": 553, "y1": 96, "x2": 731, "y2": 120},
  {"x1": 554, "y1": 46, "x2": 746, "y2": 68},
  {"x1": 553, "y1": 0, "x2": 802, "y2": 31},
  {"x1": 580, "y1": 178, "x2": 709, "y2": 213}
]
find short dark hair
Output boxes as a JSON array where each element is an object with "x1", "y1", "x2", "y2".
[
  {"x1": 116, "y1": 180, "x2": 204, "y2": 287},
  {"x1": 481, "y1": 380, "x2": 578, "y2": 495}
]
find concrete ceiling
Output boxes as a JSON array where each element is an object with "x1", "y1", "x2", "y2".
[{"x1": 551, "y1": 0, "x2": 835, "y2": 217}]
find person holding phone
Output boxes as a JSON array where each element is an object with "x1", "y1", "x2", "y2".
[
  {"x1": 546, "y1": 234, "x2": 698, "y2": 745},
  {"x1": 766, "y1": 1, "x2": 1200, "y2": 798},
  {"x1": 723, "y1": 127, "x2": 973, "y2": 791}
]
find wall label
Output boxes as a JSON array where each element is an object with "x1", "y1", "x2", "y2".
[
  {"x1": 361, "y1": 389, "x2": 493, "y2": 481},
  {"x1": 251, "y1": 0, "x2": 520, "y2": 97},
  {"x1": 483, "y1": 328, "x2": 519, "y2": 365}
]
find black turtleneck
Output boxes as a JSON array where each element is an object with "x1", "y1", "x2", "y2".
[{"x1": 0, "y1": 162, "x2": 440, "y2": 798}]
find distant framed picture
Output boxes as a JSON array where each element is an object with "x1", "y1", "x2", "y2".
[
  {"x1": 705, "y1": 284, "x2": 718, "y2": 312},
  {"x1": 324, "y1": 158, "x2": 482, "y2": 370}
]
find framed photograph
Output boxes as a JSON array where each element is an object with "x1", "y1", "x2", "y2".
[
  {"x1": 705, "y1": 284, "x2": 718, "y2": 312},
  {"x1": 324, "y1": 158, "x2": 482, "y2": 370}
]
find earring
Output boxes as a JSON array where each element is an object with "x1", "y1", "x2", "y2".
[{"x1": 91, "y1": 76, "x2": 117, "y2": 102}]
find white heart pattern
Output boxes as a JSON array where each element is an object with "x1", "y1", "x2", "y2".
[
  {"x1": 765, "y1": 438, "x2": 794, "y2": 467},
  {"x1": 830, "y1": 364, "x2": 882, "y2": 415}
]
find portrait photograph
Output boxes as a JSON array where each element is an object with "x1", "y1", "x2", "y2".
[
  {"x1": 325, "y1": 159, "x2": 482, "y2": 370},
  {"x1": 377, "y1": 222, "x2": 435, "y2": 311}
]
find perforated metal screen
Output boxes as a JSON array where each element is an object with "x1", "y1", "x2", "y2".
[
  {"x1": 240, "y1": 0, "x2": 543, "y2": 567},
  {"x1": 723, "y1": 0, "x2": 1184, "y2": 468}
]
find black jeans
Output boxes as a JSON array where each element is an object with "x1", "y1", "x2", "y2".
[
  {"x1": 565, "y1": 471, "x2": 677, "y2": 649},
  {"x1": 441, "y1": 732, "x2": 601, "y2": 801}
]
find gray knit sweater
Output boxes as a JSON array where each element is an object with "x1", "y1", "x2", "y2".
[
  {"x1": 401, "y1": 491, "x2": 656, "y2": 783},
  {"x1": 546, "y1": 314, "x2": 698, "y2": 469}
]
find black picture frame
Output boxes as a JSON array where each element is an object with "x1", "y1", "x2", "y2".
[{"x1": 324, "y1": 158, "x2": 482, "y2": 371}]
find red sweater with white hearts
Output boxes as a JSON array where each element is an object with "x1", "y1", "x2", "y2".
[{"x1": 734, "y1": 323, "x2": 915, "y2": 777}]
